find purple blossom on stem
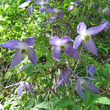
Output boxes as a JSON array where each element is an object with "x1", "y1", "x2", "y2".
[
  {"x1": 74, "y1": 22, "x2": 107, "y2": 55},
  {"x1": 86, "y1": 64, "x2": 95, "y2": 77},
  {"x1": 101, "y1": 20, "x2": 110, "y2": 32},
  {"x1": 19, "y1": 0, "x2": 33, "y2": 15},
  {"x1": 1, "y1": 36, "x2": 37, "y2": 70},
  {"x1": 68, "y1": 1, "x2": 82, "y2": 12},
  {"x1": 50, "y1": 8, "x2": 64, "y2": 24},
  {"x1": 49, "y1": 36, "x2": 80, "y2": 61},
  {"x1": 75, "y1": 76, "x2": 99, "y2": 99},
  {"x1": 102, "y1": 7, "x2": 110, "y2": 15},
  {"x1": 57, "y1": 68, "x2": 78, "y2": 89},
  {"x1": 34, "y1": 0, "x2": 53, "y2": 13},
  {"x1": 5, "y1": 81, "x2": 34, "y2": 97}
]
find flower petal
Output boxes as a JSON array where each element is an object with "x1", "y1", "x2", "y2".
[
  {"x1": 27, "y1": 47, "x2": 37, "y2": 66},
  {"x1": 77, "y1": 90, "x2": 84, "y2": 99},
  {"x1": 34, "y1": 0, "x2": 44, "y2": 5},
  {"x1": 19, "y1": 1, "x2": 31, "y2": 8},
  {"x1": 74, "y1": 35, "x2": 83, "y2": 49},
  {"x1": 68, "y1": 68, "x2": 79, "y2": 78},
  {"x1": 39, "y1": 6, "x2": 46, "y2": 13},
  {"x1": 68, "y1": 6, "x2": 74, "y2": 12},
  {"x1": 63, "y1": 43, "x2": 81, "y2": 59},
  {"x1": 75, "y1": 79, "x2": 82, "y2": 91},
  {"x1": 24, "y1": 36, "x2": 35, "y2": 46},
  {"x1": 24, "y1": 82, "x2": 29, "y2": 92},
  {"x1": 53, "y1": 46, "x2": 61, "y2": 61},
  {"x1": 28, "y1": 4, "x2": 33, "y2": 15},
  {"x1": 83, "y1": 38, "x2": 98, "y2": 55},
  {"x1": 49, "y1": 36, "x2": 60, "y2": 45},
  {"x1": 58, "y1": 9, "x2": 64, "y2": 19},
  {"x1": 61, "y1": 36, "x2": 73, "y2": 43},
  {"x1": 83, "y1": 78, "x2": 99, "y2": 93},
  {"x1": 9, "y1": 50, "x2": 25, "y2": 70},
  {"x1": 57, "y1": 74, "x2": 64, "y2": 89},
  {"x1": 29, "y1": 85, "x2": 34, "y2": 95},
  {"x1": 86, "y1": 64, "x2": 95, "y2": 77},
  {"x1": 18, "y1": 84, "x2": 23, "y2": 97},
  {"x1": 87, "y1": 22, "x2": 107, "y2": 35},
  {"x1": 1, "y1": 40, "x2": 23, "y2": 49},
  {"x1": 45, "y1": 7, "x2": 54, "y2": 13},
  {"x1": 50, "y1": 14, "x2": 57, "y2": 24},
  {"x1": 77, "y1": 22, "x2": 87, "y2": 34},
  {"x1": 62, "y1": 69, "x2": 68, "y2": 83}
]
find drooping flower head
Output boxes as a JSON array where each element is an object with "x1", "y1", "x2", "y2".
[
  {"x1": 34, "y1": 0, "x2": 53, "y2": 13},
  {"x1": 50, "y1": 8, "x2": 64, "y2": 24},
  {"x1": 75, "y1": 76, "x2": 99, "y2": 99},
  {"x1": 101, "y1": 20, "x2": 110, "y2": 32},
  {"x1": 57, "y1": 68, "x2": 78, "y2": 89},
  {"x1": 102, "y1": 7, "x2": 110, "y2": 15},
  {"x1": 5, "y1": 81, "x2": 34, "y2": 97},
  {"x1": 1, "y1": 36, "x2": 37, "y2": 70},
  {"x1": 86, "y1": 64, "x2": 95, "y2": 77},
  {"x1": 19, "y1": 0, "x2": 33, "y2": 15},
  {"x1": 74, "y1": 22, "x2": 107, "y2": 55},
  {"x1": 68, "y1": 1, "x2": 82, "y2": 12},
  {"x1": 71, "y1": 65, "x2": 99, "y2": 99},
  {"x1": 49, "y1": 36, "x2": 80, "y2": 61}
]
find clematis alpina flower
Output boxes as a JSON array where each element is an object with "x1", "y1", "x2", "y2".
[
  {"x1": 1, "y1": 36, "x2": 37, "y2": 70},
  {"x1": 68, "y1": 1, "x2": 82, "y2": 12},
  {"x1": 102, "y1": 7, "x2": 110, "y2": 15},
  {"x1": 34, "y1": 0, "x2": 53, "y2": 13},
  {"x1": 75, "y1": 76, "x2": 99, "y2": 99},
  {"x1": 5, "y1": 81, "x2": 34, "y2": 97},
  {"x1": 19, "y1": 0, "x2": 33, "y2": 15},
  {"x1": 74, "y1": 22, "x2": 107, "y2": 55},
  {"x1": 50, "y1": 8, "x2": 63, "y2": 24},
  {"x1": 49, "y1": 36, "x2": 80, "y2": 61},
  {"x1": 86, "y1": 64, "x2": 95, "y2": 77},
  {"x1": 101, "y1": 20, "x2": 110, "y2": 32},
  {"x1": 57, "y1": 68, "x2": 78, "y2": 89}
]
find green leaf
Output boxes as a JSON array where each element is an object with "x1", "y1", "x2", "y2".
[
  {"x1": 54, "y1": 99, "x2": 74, "y2": 109},
  {"x1": 24, "y1": 97, "x2": 35, "y2": 109},
  {"x1": 95, "y1": 97, "x2": 110, "y2": 105}
]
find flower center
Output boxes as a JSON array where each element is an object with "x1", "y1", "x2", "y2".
[
  {"x1": 103, "y1": 9, "x2": 108, "y2": 13},
  {"x1": 21, "y1": 49, "x2": 27, "y2": 54},
  {"x1": 80, "y1": 78, "x2": 86, "y2": 88},
  {"x1": 84, "y1": 35, "x2": 91, "y2": 42},
  {"x1": 60, "y1": 45, "x2": 66, "y2": 50}
]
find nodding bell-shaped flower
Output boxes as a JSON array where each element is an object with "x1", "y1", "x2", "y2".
[
  {"x1": 86, "y1": 64, "x2": 95, "y2": 77},
  {"x1": 68, "y1": 1, "x2": 82, "y2": 12},
  {"x1": 1, "y1": 36, "x2": 37, "y2": 70},
  {"x1": 19, "y1": 0, "x2": 33, "y2": 15},
  {"x1": 75, "y1": 76, "x2": 99, "y2": 99},
  {"x1": 50, "y1": 8, "x2": 64, "y2": 24},
  {"x1": 74, "y1": 22, "x2": 107, "y2": 55},
  {"x1": 34, "y1": 0, "x2": 53, "y2": 13},
  {"x1": 49, "y1": 36, "x2": 80, "y2": 61},
  {"x1": 5, "y1": 81, "x2": 34, "y2": 97}
]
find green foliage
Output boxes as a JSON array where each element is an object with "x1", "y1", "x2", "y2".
[{"x1": 0, "y1": 0, "x2": 110, "y2": 110}]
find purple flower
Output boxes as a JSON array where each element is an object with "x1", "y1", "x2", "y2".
[
  {"x1": 101, "y1": 20, "x2": 110, "y2": 32},
  {"x1": 86, "y1": 64, "x2": 95, "y2": 77},
  {"x1": 34, "y1": 0, "x2": 53, "y2": 13},
  {"x1": 50, "y1": 8, "x2": 64, "y2": 24},
  {"x1": 75, "y1": 76, "x2": 99, "y2": 99},
  {"x1": 49, "y1": 36, "x2": 80, "y2": 61},
  {"x1": 74, "y1": 22, "x2": 107, "y2": 55},
  {"x1": 57, "y1": 68, "x2": 78, "y2": 89},
  {"x1": 102, "y1": 7, "x2": 110, "y2": 15},
  {"x1": 68, "y1": 1, "x2": 82, "y2": 12},
  {"x1": 5, "y1": 81, "x2": 34, "y2": 97},
  {"x1": 19, "y1": 0, "x2": 33, "y2": 15},
  {"x1": 1, "y1": 36, "x2": 37, "y2": 70}
]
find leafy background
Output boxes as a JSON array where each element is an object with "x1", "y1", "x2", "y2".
[{"x1": 0, "y1": 0, "x2": 110, "y2": 109}]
